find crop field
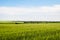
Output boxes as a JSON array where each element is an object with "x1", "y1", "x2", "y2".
[{"x1": 0, "y1": 23, "x2": 60, "y2": 40}]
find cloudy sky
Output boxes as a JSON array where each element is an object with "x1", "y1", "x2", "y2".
[{"x1": 0, "y1": 0, "x2": 60, "y2": 21}]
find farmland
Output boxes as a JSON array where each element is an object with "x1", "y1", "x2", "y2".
[{"x1": 0, "y1": 22, "x2": 60, "y2": 40}]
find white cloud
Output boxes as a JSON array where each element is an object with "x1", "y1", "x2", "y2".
[{"x1": 0, "y1": 5, "x2": 60, "y2": 21}]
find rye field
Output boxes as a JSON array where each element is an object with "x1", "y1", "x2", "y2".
[{"x1": 0, "y1": 23, "x2": 60, "y2": 40}]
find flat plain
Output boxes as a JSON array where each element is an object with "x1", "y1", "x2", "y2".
[{"x1": 0, "y1": 23, "x2": 60, "y2": 40}]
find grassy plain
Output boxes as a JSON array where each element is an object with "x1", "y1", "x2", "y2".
[{"x1": 0, "y1": 23, "x2": 60, "y2": 40}]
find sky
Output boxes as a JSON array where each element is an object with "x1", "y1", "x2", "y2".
[{"x1": 0, "y1": 0, "x2": 60, "y2": 21}]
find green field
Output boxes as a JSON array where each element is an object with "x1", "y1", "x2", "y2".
[{"x1": 0, "y1": 23, "x2": 60, "y2": 40}]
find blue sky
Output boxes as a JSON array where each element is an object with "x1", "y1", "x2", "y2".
[
  {"x1": 0, "y1": 0, "x2": 60, "y2": 21},
  {"x1": 0, "y1": 0, "x2": 60, "y2": 6}
]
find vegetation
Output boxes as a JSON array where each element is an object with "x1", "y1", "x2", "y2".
[{"x1": 0, "y1": 22, "x2": 60, "y2": 40}]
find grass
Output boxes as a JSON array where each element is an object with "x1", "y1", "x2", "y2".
[{"x1": 0, "y1": 23, "x2": 60, "y2": 40}]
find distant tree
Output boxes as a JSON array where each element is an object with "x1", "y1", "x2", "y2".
[{"x1": 15, "y1": 23, "x2": 19, "y2": 24}]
